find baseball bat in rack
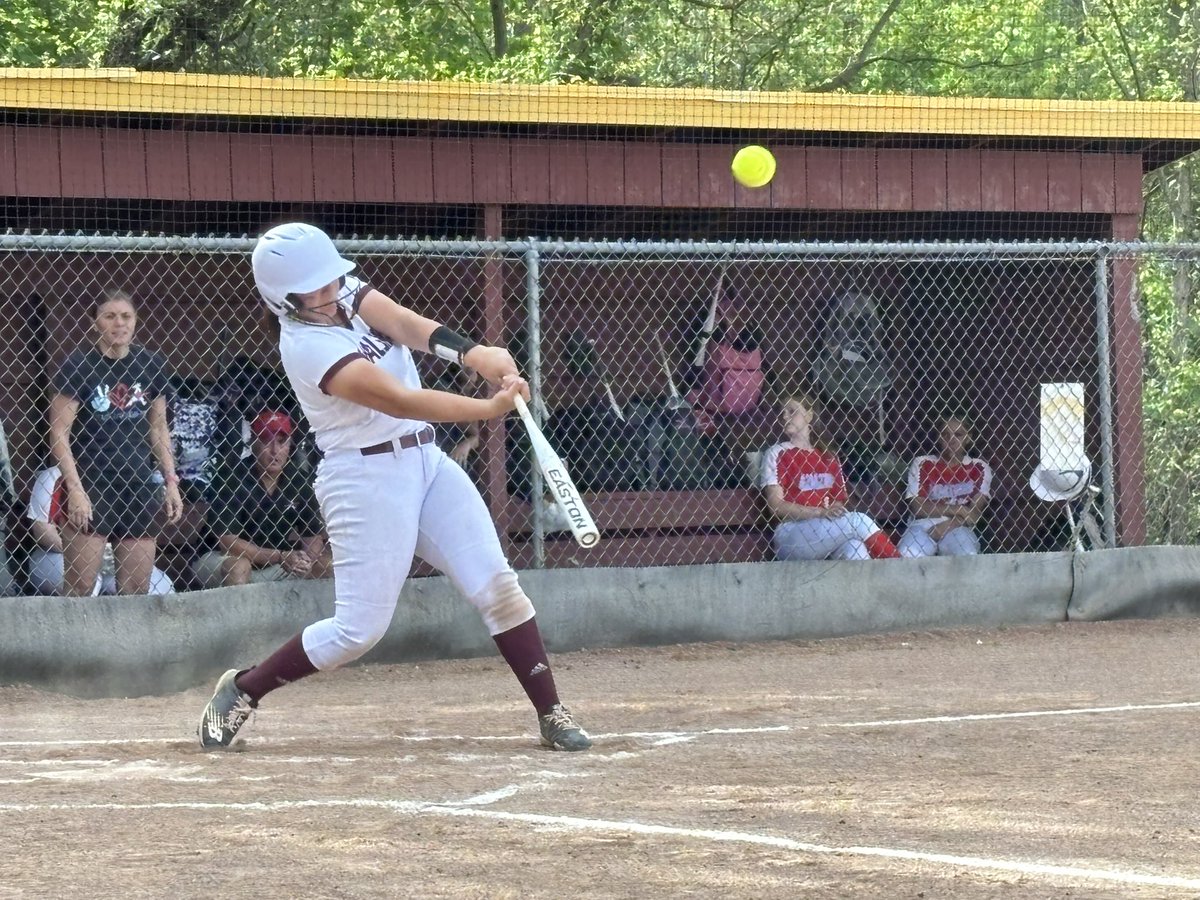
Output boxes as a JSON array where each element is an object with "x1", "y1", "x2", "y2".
[
  {"x1": 585, "y1": 334, "x2": 625, "y2": 421},
  {"x1": 513, "y1": 394, "x2": 600, "y2": 549},
  {"x1": 654, "y1": 332, "x2": 691, "y2": 413},
  {"x1": 692, "y1": 262, "x2": 728, "y2": 368}
]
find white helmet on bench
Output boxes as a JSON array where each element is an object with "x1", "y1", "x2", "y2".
[{"x1": 1030, "y1": 460, "x2": 1092, "y2": 502}]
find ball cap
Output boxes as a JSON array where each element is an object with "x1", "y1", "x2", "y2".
[
  {"x1": 1029, "y1": 460, "x2": 1092, "y2": 501},
  {"x1": 251, "y1": 410, "x2": 294, "y2": 441}
]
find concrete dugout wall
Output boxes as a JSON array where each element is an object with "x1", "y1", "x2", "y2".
[{"x1": 1, "y1": 548, "x2": 1197, "y2": 698}]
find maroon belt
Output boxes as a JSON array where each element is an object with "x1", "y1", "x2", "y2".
[{"x1": 359, "y1": 426, "x2": 436, "y2": 456}]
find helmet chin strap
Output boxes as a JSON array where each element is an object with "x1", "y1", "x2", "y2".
[{"x1": 290, "y1": 296, "x2": 348, "y2": 328}]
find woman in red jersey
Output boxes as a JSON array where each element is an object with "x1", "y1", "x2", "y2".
[
  {"x1": 897, "y1": 416, "x2": 991, "y2": 557},
  {"x1": 760, "y1": 392, "x2": 899, "y2": 561}
]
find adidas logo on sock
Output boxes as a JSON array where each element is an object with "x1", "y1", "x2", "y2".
[{"x1": 529, "y1": 662, "x2": 549, "y2": 676}]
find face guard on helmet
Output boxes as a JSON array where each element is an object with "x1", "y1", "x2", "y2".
[{"x1": 252, "y1": 223, "x2": 356, "y2": 317}]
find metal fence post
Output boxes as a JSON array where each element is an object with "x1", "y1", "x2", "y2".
[
  {"x1": 1094, "y1": 250, "x2": 1118, "y2": 548},
  {"x1": 524, "y1": 245, "x2": 546, "y2": 568}
]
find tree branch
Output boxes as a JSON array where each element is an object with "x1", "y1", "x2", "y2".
[
  {"x1": 1178, "y1": 1, "x2": 1200, "y2": 101},
  {"x1": 809, "y1": 0, "x2": 906, "y2": 92},
  {"x1": 676, "y1": 0, "x2": 748, "y2": 10},
  {"x1": 102, "y1": 0, "x2": 251, "y2": 70},
  {"x1": 444, "y1": 0, "x2": 493, "y2": 60},
  {"x1": 815, "y1": 50, "x2": 1066, "y2": 76},
  {"x1": 1079, "y1": 2, "x2": 1135, "y2": 100},
  {"x1": 1099, "y1": 0, "x2": 1145, "y2": 99}
]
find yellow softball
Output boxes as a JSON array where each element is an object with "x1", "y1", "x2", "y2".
[{"x1": 731, "y1": 145, "x2": 776, "y2": 188}]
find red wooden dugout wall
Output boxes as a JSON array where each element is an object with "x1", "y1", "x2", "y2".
[
  {"x1": 0, "y1": 126, "x2": 1145, "y2": 215},
  {"x1": 1, "y1": 83, "x2": 1194, "y2": 558}
]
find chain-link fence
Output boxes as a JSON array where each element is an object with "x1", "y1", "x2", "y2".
[{"x1": 0, "y1": 234, "x2": 1196, "y2": 594}]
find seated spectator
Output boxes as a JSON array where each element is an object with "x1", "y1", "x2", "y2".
[
  {"x1": 155, "y1": 375, "x2": 220, "y2": 588},
  {"x1": 169, "y1": 375, "x2": 219, "y2": 504},
  {"x1": 443, "y1": 419, "x2": 481, "y2": 468},
  {"x1": 761, "y1": 392, "x2": 900, "y2": 561},
  {"x1": 897, "y1": 416, "x2": 992, "y2": 558},
  {"x1": 192, "y1": 410, "x2": 331, "y2": 588},
  {"x1": 25, "y1": 465, "x2": 174, "y2": 595},
  {"x1": 210, "y1": 355, "x2": 303, "y2": 471}
]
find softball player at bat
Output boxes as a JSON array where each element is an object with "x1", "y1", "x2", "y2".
[
  {"x1": 761, "y1": 392, "x2": 900, "y2": 561},
  {"x1": 197, "y1": 222, "x2": 591, "y2": 752},
  {"x1": 896, "y1": 416, "x2": 991, "y2": 558}
]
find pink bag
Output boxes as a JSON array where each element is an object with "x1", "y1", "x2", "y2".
[{"x1": 699, "y1": 342, "x2": 764, "y2": 415}]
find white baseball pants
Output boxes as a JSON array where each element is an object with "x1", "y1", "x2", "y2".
[
  {"x1": 302, "y1": 442, "x2": 528, "y2": 671},
  {"x1": 773, "y1": 511, "x2": 881, "y2": 561},
  {"x1": 897, "y1": 518, "x2": 980, "y2": 558}
]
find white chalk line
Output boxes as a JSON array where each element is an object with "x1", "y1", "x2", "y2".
[
  {"x1": 0, "y1": 753, "x2": 593, "y2": 790},
  {"x1": 0, "y1": 755, "x2": 377, "y2": 766},
  {"x1": 0, "y1": 724, "x2": 788, "y2": 750},
  {"x1": 829, "y1": 700, "x2": 1200, "y2": 729},
  {"x1": 2, "y1": 700, "x2": 1197, "y2": 750},
  {"x1": 0, "y1": 759, "x2": 212, "y2": 786},
  {"x1": 456, "y1": 784, "x2": 527, "y2": 806},
  {"x1": 0, "y1": 737, "x2": 170, "y2": 748},
  {"x1": 0, "y1": 797, "x2": 1196, "y2": 891}
]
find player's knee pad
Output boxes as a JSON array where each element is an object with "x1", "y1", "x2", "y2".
[{"x1": 470, "y1": 570, "x2": 535, "y2": 636}]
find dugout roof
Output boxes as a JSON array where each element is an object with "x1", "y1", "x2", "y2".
[{"x1": 1, "y1": 68, "x2": 1198, "y2": 171}]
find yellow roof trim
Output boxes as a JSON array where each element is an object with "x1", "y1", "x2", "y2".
[{"x1": 1, "y1": 68, "x2": 1198, "y2": 140}]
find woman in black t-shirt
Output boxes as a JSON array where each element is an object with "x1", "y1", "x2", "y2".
[{"x1": 49, "y1": 288, "x2": 183, "y2": 595}]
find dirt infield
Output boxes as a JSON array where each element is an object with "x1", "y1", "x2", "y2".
[{"x1": 3, "y1": 619, "x2": 1200, "y2": 899}]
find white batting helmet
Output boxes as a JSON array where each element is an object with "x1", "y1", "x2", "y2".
[
  {"x1": 252, "y1": 222, "x2": 356, "y2": 316},
  {"x1": 1029, "y1": 460, "x2": 1092, "y2": 502}
]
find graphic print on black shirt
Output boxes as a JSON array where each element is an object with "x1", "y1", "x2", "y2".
[{"x1": 54, "y1": 345, "x2": 171, "y2": 481}]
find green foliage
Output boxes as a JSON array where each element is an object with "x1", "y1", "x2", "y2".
[
  {"x1": 241, "y1": 0, "x2": 1166, "y2": 95},
  {"x1": 0, "y1": 0, "x2": 104, "y2": 66},
  {"x1": 3, "y1": 0, "x2": 1195, "y2": 99},
  {"x1": 5, "y1": 0, "x2": 1200, "y2": 542},
  {"x1": 1135, "y1": 251, "x2": 1200, "y2": 544}
]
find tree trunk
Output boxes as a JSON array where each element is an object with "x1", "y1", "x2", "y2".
[{"x1": 490, "y1": 0, "x2": 508, "y2": 58}]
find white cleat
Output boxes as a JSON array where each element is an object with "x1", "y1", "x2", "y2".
[{"x1": 197, "y1": 668, "x2": 257, "y2": 750}]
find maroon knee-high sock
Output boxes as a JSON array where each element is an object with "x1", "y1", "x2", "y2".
[
  {"x1": 492, "y1": 617, "x2": 560, "y2": 715},
  {"x1": 234, "y1": 633, "x2": 318, "y2": 703}
]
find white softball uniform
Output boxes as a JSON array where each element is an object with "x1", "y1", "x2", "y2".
[
  {"x1": 760, "y1": 441, "x2": 879, "y2": 561},
  {"x1": 279, "y1": 277, "x2": 530, "y2": 671},
  {"x1": 897, "y1": 454, "x2": 992, "y2": 558}
]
